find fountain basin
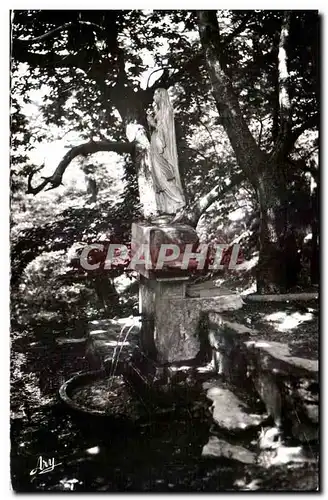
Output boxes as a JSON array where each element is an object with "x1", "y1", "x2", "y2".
[{"x1": 59, "y1": 369, "x2": 150, "y2": 424}]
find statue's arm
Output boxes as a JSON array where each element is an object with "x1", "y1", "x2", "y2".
[{"x1": 146, "y1": 110, "x2": 156, "y2": 129}]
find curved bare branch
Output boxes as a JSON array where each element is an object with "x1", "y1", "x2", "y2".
[
  {"x1": 15, "y1": 20, "x2": 105, "y2": 44},
  {"x1": 27, "y1": 140, "x2": 135, "y2": 195}
]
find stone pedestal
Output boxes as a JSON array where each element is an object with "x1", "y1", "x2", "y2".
[
  {"x1": 132, "y1": 220, "x2": 199, "y2": 362},
  {"x1": 139, "y1": 274, "x2": 197, "y2": 362},
  {"x1": 132, "y1": 222, "x2": 243, "y2": 364},
  {"x1": 131, "y1": 221, "x2": 244, "y2": 365}
]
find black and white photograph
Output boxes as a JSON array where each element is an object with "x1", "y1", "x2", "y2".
[{"x1": 10, "y1": 8, "x2": 319, "y2": 492}]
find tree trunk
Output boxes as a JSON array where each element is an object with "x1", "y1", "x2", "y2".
[
  {"x1": 197, "y1": 11, "x2": 302, "y2": 293},
  {"x1": 256, "y1": 164, "x2": 300, "y2": 293}
]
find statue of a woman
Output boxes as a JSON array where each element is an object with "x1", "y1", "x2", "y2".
[{"x1": 147, "y1": 88, "x2": 186, "y2": 216}]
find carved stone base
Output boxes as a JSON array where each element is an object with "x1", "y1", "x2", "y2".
[{"x1": 131, "y1": 221, "x2": 199, "y2": 278}]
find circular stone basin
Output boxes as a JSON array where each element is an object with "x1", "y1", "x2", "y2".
[{"x1": 59, "y1": 370, "x2": 147, "y2": 422}]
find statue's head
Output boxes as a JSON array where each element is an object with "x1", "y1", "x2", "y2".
[{"x1": 154, "y1": 88, "x2": 169, "y2": 106}]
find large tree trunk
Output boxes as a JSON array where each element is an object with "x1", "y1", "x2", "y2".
[
  {"x1": 256, "y1": 164, "x2": 300, "y2": 293},
  {"x1": 197, "y1": 11, "x2": 301, "y2": 293}
]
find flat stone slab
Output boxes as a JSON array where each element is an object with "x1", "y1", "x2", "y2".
[
  {"x1": 202, "y1": 436, "x2": 256, "y2": 464},
  {"x1": 207, "y1": 312, "x2": 258, "y2": 339},
  {"x1": 187, "y1": 282, "x2": 237, "y2": 298},
  {"x1": 222, "y1": 320, "x2": 258, "y2": 336},
  {"x1": 246, "y1": 293, "x2": 318, "y2": 302},
  {"x1": 245, "y1": 340, "x2": 318, "y2": 379},
  {"x1": 203, "y1": 382, "x2": 267, "y2": 431}
]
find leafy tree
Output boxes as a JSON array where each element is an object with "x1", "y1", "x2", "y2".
[{"x1": 11, "y1": 9, "x2": 319, "y2": 293}]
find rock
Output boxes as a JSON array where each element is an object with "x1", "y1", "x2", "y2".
[
  {"x1": 234, "y1": 478, "x2": 262, "y2": 490},
  {"x1": 304, "y1": 404, "x2": 319, "y2": 424},
  {"x1": 258, "y1": 445, "x2": 315, "y2": 468},
  {"x1": 206, "y1": 313, "x2": 252, "y2": 384},
  {"x1": 221, "y1": 319, "x2": 258, "y2": 337},
  {"x1": 202, "y1": 436, "x2": 256, "y2": 464},
  {"x1": 204, "y1": 383, "x2": 267, "y2": 431},
  {"x1": 258, "y1": 426, "x2": 317, "y2": 466},
  {"x1": 245, "y1": 342, "x2": 319, "y2": 434},
  {"x1": 187, "y1": 283, "x2": 238, "y2": 299},
  {"x1": 245, "y1": 340, "x2": 318, "y2": 379},
  {"x1": 254, "y1": 371, "x2": 282, "y2": 427}
]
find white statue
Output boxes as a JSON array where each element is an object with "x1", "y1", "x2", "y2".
[{"x1": 147, "y1": 88, "x2": 186, "y2": 216}]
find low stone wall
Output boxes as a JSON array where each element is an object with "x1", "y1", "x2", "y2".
[{"x1": 205, "y1": 312, "x2": 319, "y2": 442}]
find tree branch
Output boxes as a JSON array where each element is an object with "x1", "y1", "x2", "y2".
[
  {"x1": 273, "y1": 11, "x2": 292, "y2": 158},
  {"x1": 194, "y1": 172, "x2": 245, "y2": 220},
  {"x1": 27, "y1": 140, "x2": 134, "y2": 195},
  {"x1": 197, "y1": 11, "x2": 266, "y2": 182},
  {"x1": 288, "y1": 157, "x2": 318, "y2": 180},
  {"x1": 174, "y1": 172, "x2": 245, "y2": 226},
  {"x1": 281, "y1": 114, "x2": 319, "y2": 156},
  {"x1": 16, "y1": 22, "x2": 74, "y2": 44},
  {"x1": 15, "y1": 20, "x2": 105, "y2": 44},
  {"x1": 222, "y1": 13, "x2": 252, "y2": 47}
]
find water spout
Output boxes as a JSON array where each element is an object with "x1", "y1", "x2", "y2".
[{"x1": 108, "y1": 318, "x2": 140, "y2": 392}]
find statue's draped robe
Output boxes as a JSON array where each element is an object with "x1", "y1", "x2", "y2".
[{"x1": 149, "y1": 90, "x2": 186, "y2": 215}]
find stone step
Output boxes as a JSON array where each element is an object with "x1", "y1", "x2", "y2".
[
  {"x1": 245, "y1": 340, "x2": 318, "y2": 380},
  {"x1": 202, "y1": 436, "x2": 256, "y2": 464},
  {"x1": 203, "y1": 428, "x2": 317, "y2": 468},
  {"x1": 203, "y1": 381, "x2": 267, "y2": 432},
  {"x1": 243, "y1": 340, "x2": 318, "y2": 434},
  {"x1": 257, "y1": 445, "x2": 317, "y2": 468}
]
